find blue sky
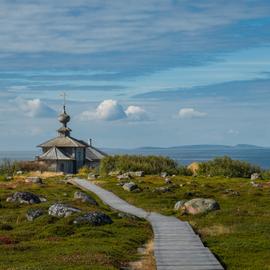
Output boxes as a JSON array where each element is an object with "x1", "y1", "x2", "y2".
[{"x1": 1, "y1": 0, "x2": 270, "y2": 150}]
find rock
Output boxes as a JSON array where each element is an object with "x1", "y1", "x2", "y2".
[
  {"x1": 160, "y1": 172, "x2": 168, "y2": 178},
  {"x1": 16, "y1": 170, "x2": 23, "y2": 175},
  {"x1": 88, "y1": 173, "x2": 99, "y2": 180},
  {"x1": 6, "y1": 176, "x2": 12, "y2": 181},
  {"x1": 224, "y1": 189, "x2": 240, "y2": 196},
  {"x1": 165, "y1": 177, "x2": 172, "y2": 184},
  {"x1": 73, "y1": 212, "x2": 112, "y2": 226},
  {"x1": 6, "y1": 192, "x2": 42, "y2": 204},
  {"x1": 117, "y1": 173, "x2": 131, "y2": 180},
  {"x1": 118, "y1": 212, "x2": 140, "y2": 220},
  {"x1": 48, "y1": 203, "x2": 81, "y2": 218},
  {"x1": 26, "y1": 209, "x2": 43, "y2": 221},
  {"x1": 153, "y1": 186, "x2": 171, "y2": 193},
  {"x1": 251, "y1": 181, "x2": 263, "y2": 188},
  {"x1": 74, "y1": 191, "x2": 98, "y2": 205},
  {"x1": 123, "y1": 182, "x2": 138, "y2": 192},
  {"x1": 64, "y1": 174, "x2": 74, "y2": 180},
  {"x1": 128, "y1": 171, "x2": 145, "y2": 177},
  {"x1": 109, "y1": 171, "x2": 121, "y2": 176},
  {"x1": 25, "y1": 177, "x2": 43, "y2": 184},
  {"x1": 251, "y1": 173, "x2": 261, "y2": 180},
  {"x1": 174, "y1": 200, "x2": 187, "y2": 211},
  {"x1": 182, "y1": 198, "x2": 220, "y2": 215}
]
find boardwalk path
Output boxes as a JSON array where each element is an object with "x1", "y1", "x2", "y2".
[{"x1": 70, "y1": 178, "x2": 224, "y2": 270}]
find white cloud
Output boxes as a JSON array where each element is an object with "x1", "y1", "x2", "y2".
[
  {"x1": 178, "y1": 108, "x2": 207, "y2": 119},
  {"x1": 16, "y1": 97, "x2": 56, "y2": 118},
  {"x1": 228, "y1": 129, "x2": 239, "y2": 135},
  {"x1": 79, "y1": 100, "x2": 148, "y2": 121},
  {"x1": 125, "y1": 105, "x2": 148, "y2": 121}
]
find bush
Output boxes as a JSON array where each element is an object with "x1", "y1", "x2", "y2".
[
  {"x1": 197, "y1": 156, "x2": 262, "y2": 178},
  {"x1": 99, "y1": 155, "x2": 178, "y2": 175},
  {"x1": 178, "y1": 165, "x2": 193, "y2": 176}
]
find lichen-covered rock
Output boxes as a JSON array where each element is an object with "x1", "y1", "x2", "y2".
[
  {"x1": 109, "y1": 171, "x2": 121, "y2": 176},
  {"x1": 6, "y1": 192, "x2": 42, "y2": 204},
  {"x1": 25, "y1": 177, "x2": 43, "y2": 184},
  {"x1": 117, "y1": 173, "x2": 131, "y2": 180},
  {"x1": 26, "y1": 209, "x2": 43, "y2": 221},
  {"x1": 153, "y1": 186, "x2": 171, "y2": 193},
  {"x1": 160, "y1": 172, "x2": 168, "y2": 178},
  {"x1": 182, "y1": 198, "x2": 220, "y2": 215},
  {"x1": 73, "y1": 212, "x2": 113, "y2": 226},
  {"x1": 128, "y1": 171, "x2": 145, "y2": 177},
  {"x1": 74, "y1": 191, "x2": 98, "y2": 205},
  {"x1": 174, "y1": 200, "x2": 187, "y2": 211},
  {"x1": 48, "y1": 203, "x2": 81, "y2": 218},
  {"x1": 165, "y1": 177, "x2": 172, "y2": 184},
  {"x1": 122, "y1": 182, "x2": 138, "y2": 192}
]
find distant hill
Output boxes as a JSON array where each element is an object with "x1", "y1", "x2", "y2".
[{"x1": 104, "y1": 144, "x2": 270, "y2": 169}]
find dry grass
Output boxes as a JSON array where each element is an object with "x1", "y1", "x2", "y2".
[
  {"x1": 129, "y1": 240, "x2": 156, "y2": 270},
  {"x1": 28, "y1": 171, "x2": 64, "y2": 178},
  {"x1": 198, "y1": 224, "x2": 234, "y2": 237}
]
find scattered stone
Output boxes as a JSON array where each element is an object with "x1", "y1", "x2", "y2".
[
  {"x1": 16, "y1": 170, "x2": 23, "y2": 175},
  {"x1": 174, "y1": 200, "x2": 187, "y2": 211},
  {"x1": 73, "y1": 212, "x2": 112, "y2": 226},
  {"x1": 6, "y1": 176, "x2": 12, "y2": 181},
  {"x1": 109, "y1": 171, "x2": 121, "y2": 176},
  {"x1": 118, "y1": 212, "x2": 140, "y2": 220},
  {"x1": 74, "y1": 191, "x2": 98, "y2": 205},
  {"x1": 224, "y1": 189, "x2": 240, "y2": 196},
  {"x1": 6, "y1": 192, "x2": 42, "y2": 204},
  {"x1": 26, "y1": 209, "x2": 43, "y2": 221},
  {"x1": 117, "y1": 173, "x2": 131, "y2": 180},
  {"x1": 160, "y1": 172, "x2": 168, "y2": 178},
  {"x1": 48, "y1": 203, "x2": 81, "y2": 218},
  {"x1": 64, "y1": 174, "x2": 74, "y2": 180},
  {"x1": 165, "y1": 177, "x2": 172, "y2": 184},
  {"x1": 25, "y1": 177, "x2": 43, "y2": 184},
  {"x1": 251, "y1": 173, "x2": 261, "y2": 180},
  {"x1": 88, "y1": 173, "x2": 99, "y2": 180},
  {"x1": 153, "y1": 186, "x2": 171, "y2": 193},
  {"x1": 182, "y1": 198, "x2": 220, "y2": 215},
  {"x1": 128, "y1": 171, "x2": 145, "y2": 177},
  {"x1": 251, "y1": 181, "x2": 263, "y2": 188},
  {"x1": 123, "y1": 182, "x2": 138, "y2": 192}
]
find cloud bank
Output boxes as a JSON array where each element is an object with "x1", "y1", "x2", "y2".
[
  {"x1": 178, "y1": 108, "x2": 207, "y2": 119},
  {"x1": 79, "y1": 100, "x2": 148, "y2": 121},
  {"x1": 16, "y1": 97, "x2": 56, "y2": 118}
]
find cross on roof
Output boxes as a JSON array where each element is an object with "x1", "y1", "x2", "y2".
[{"x1": 60, "y1": 92, "x2": 67, "y2": 107}]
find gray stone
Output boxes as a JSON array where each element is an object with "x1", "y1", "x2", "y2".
[
  {"x1": 26, "y1": 209, "x2": 43, "y2": 221},
  {"x1": 128, "y1": 171, "x2": 145, "y2": 177},
  {"x1": 123, "y1": 182, "x2": 138, "y2": 192},
  {"x1": 108, "y1": 170, "x2": 121, "y2": 176},
  {"x1": 160, "y1": 172, "x2": 168, "y2": 178},
  {"x1": 16, "y1": 170, "x2": 23, "y2": 175},
  {"x1": 48, "y1": 203, "x2": 81, "y2": 218},
  {"x1": 251, "y1": 181, "x2": 263, "y2": 188},
  {"x1": 73, "y1": 212, "x2": 112, "y2": 226},
  {"x1": 6, "y1": 192, "x2": 42, "y2": 204},
  {"x1": 251, "y1": 173, "x2": 261, "y2": 180},
  {"x1": 182, "y1": 198, "x2": 220, "y2": 215},
  {"x1": 25, "y1": 177, "x2": 43, "y2": 184},
  {"x1": 74, "y1": 191, "x2": 98, "y2": 205},
  {"x1": 88, "y1": 173, "x2": 99, "y2": 180},
  {"x1": 117, "y1": 173, "x2": 131, "y2": 180},
  {"x1": 153, "y1": 186, "x2": 171, "y2": 193},
  {"x1": 165, "y1": 177, "x2": 172, "y2": 184},
  {"x1": 174, "y1": 200, "x2": 187, "y2": 211},
  {"x1": 224, "y1": 189, "x2": 240, "y2": 196}
]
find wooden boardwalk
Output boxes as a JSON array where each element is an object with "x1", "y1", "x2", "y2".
[{"x1": 70, "y1": 178, "x2": 224, "y2": 270}]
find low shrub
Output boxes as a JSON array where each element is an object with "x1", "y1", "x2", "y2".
[
  {"x1": 100, "y1": 155, "x2": 178, "y2": 175},
  {"x1": 197, "y1": 156, "x2": 262, "y2": 178}
]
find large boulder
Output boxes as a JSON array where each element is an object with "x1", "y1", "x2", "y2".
[
  {"x1": 48, "y1": 203, "x2": 81, "y2": 218},
  {"x1": 182, "y1": 198, "x2": 220, "y2": 215},
  {"x1": 26, "y1": 209, "x2": 43, "y2": 221},
  {"x1": 73, "y1": 212, "x2": 113, "y2": 226},
  {"x1": 25, "y1": 177, "x2": 43, "y2": 184},
  {"x1": 174, "y1": 200, "x2": 187, "y2": 211},
  {"x1": 6, "y1": 192, "x2": 42, "y2": 204},
  {"x1": 122, "y1": 182, "x2": 138, "y2": 192},
  {"x1": 74, "y1": 191, "x2": 98, "y2": 205}
]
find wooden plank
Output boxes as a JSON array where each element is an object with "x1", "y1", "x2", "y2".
[{"x1": 70, "y1": 178, "x2": 224, "y2": 270}]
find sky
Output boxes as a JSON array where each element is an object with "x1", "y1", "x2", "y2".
[{"x1": 1, "y1": 0, "x2": 270, "y2": 150}]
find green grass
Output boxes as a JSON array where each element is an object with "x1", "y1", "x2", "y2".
[
  {"x1": 0, "y1": 177, "x2": 152, "y2": 270},
  {"x1": 100, "y1": 175, "x2": 270, "y2": 270}
]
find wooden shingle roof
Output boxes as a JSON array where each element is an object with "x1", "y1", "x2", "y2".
[
  {"x1": 38, "y1": 136, "x2": 88, "y2": 148},
  {"x1": 85, "y1": 146, "x2": 107, "y2": 161},
  {"x1": 38, "y1": 147, "x2": 74, "y2": 160}
]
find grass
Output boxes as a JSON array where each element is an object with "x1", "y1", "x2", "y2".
[
  {"x1": 0, "y1": 176, "x2": 152, "y2": 270},
  {"x1": 99, "y1": 175, "x2": 270, "y2": 270}
]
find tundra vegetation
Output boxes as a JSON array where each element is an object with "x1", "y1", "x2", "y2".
[
  {"x1": 97, "y1": 155, "x2": 270, "y2": 270},
  {"x1": 0, "y1": 176, "x2": 152, "y2": 270}
]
